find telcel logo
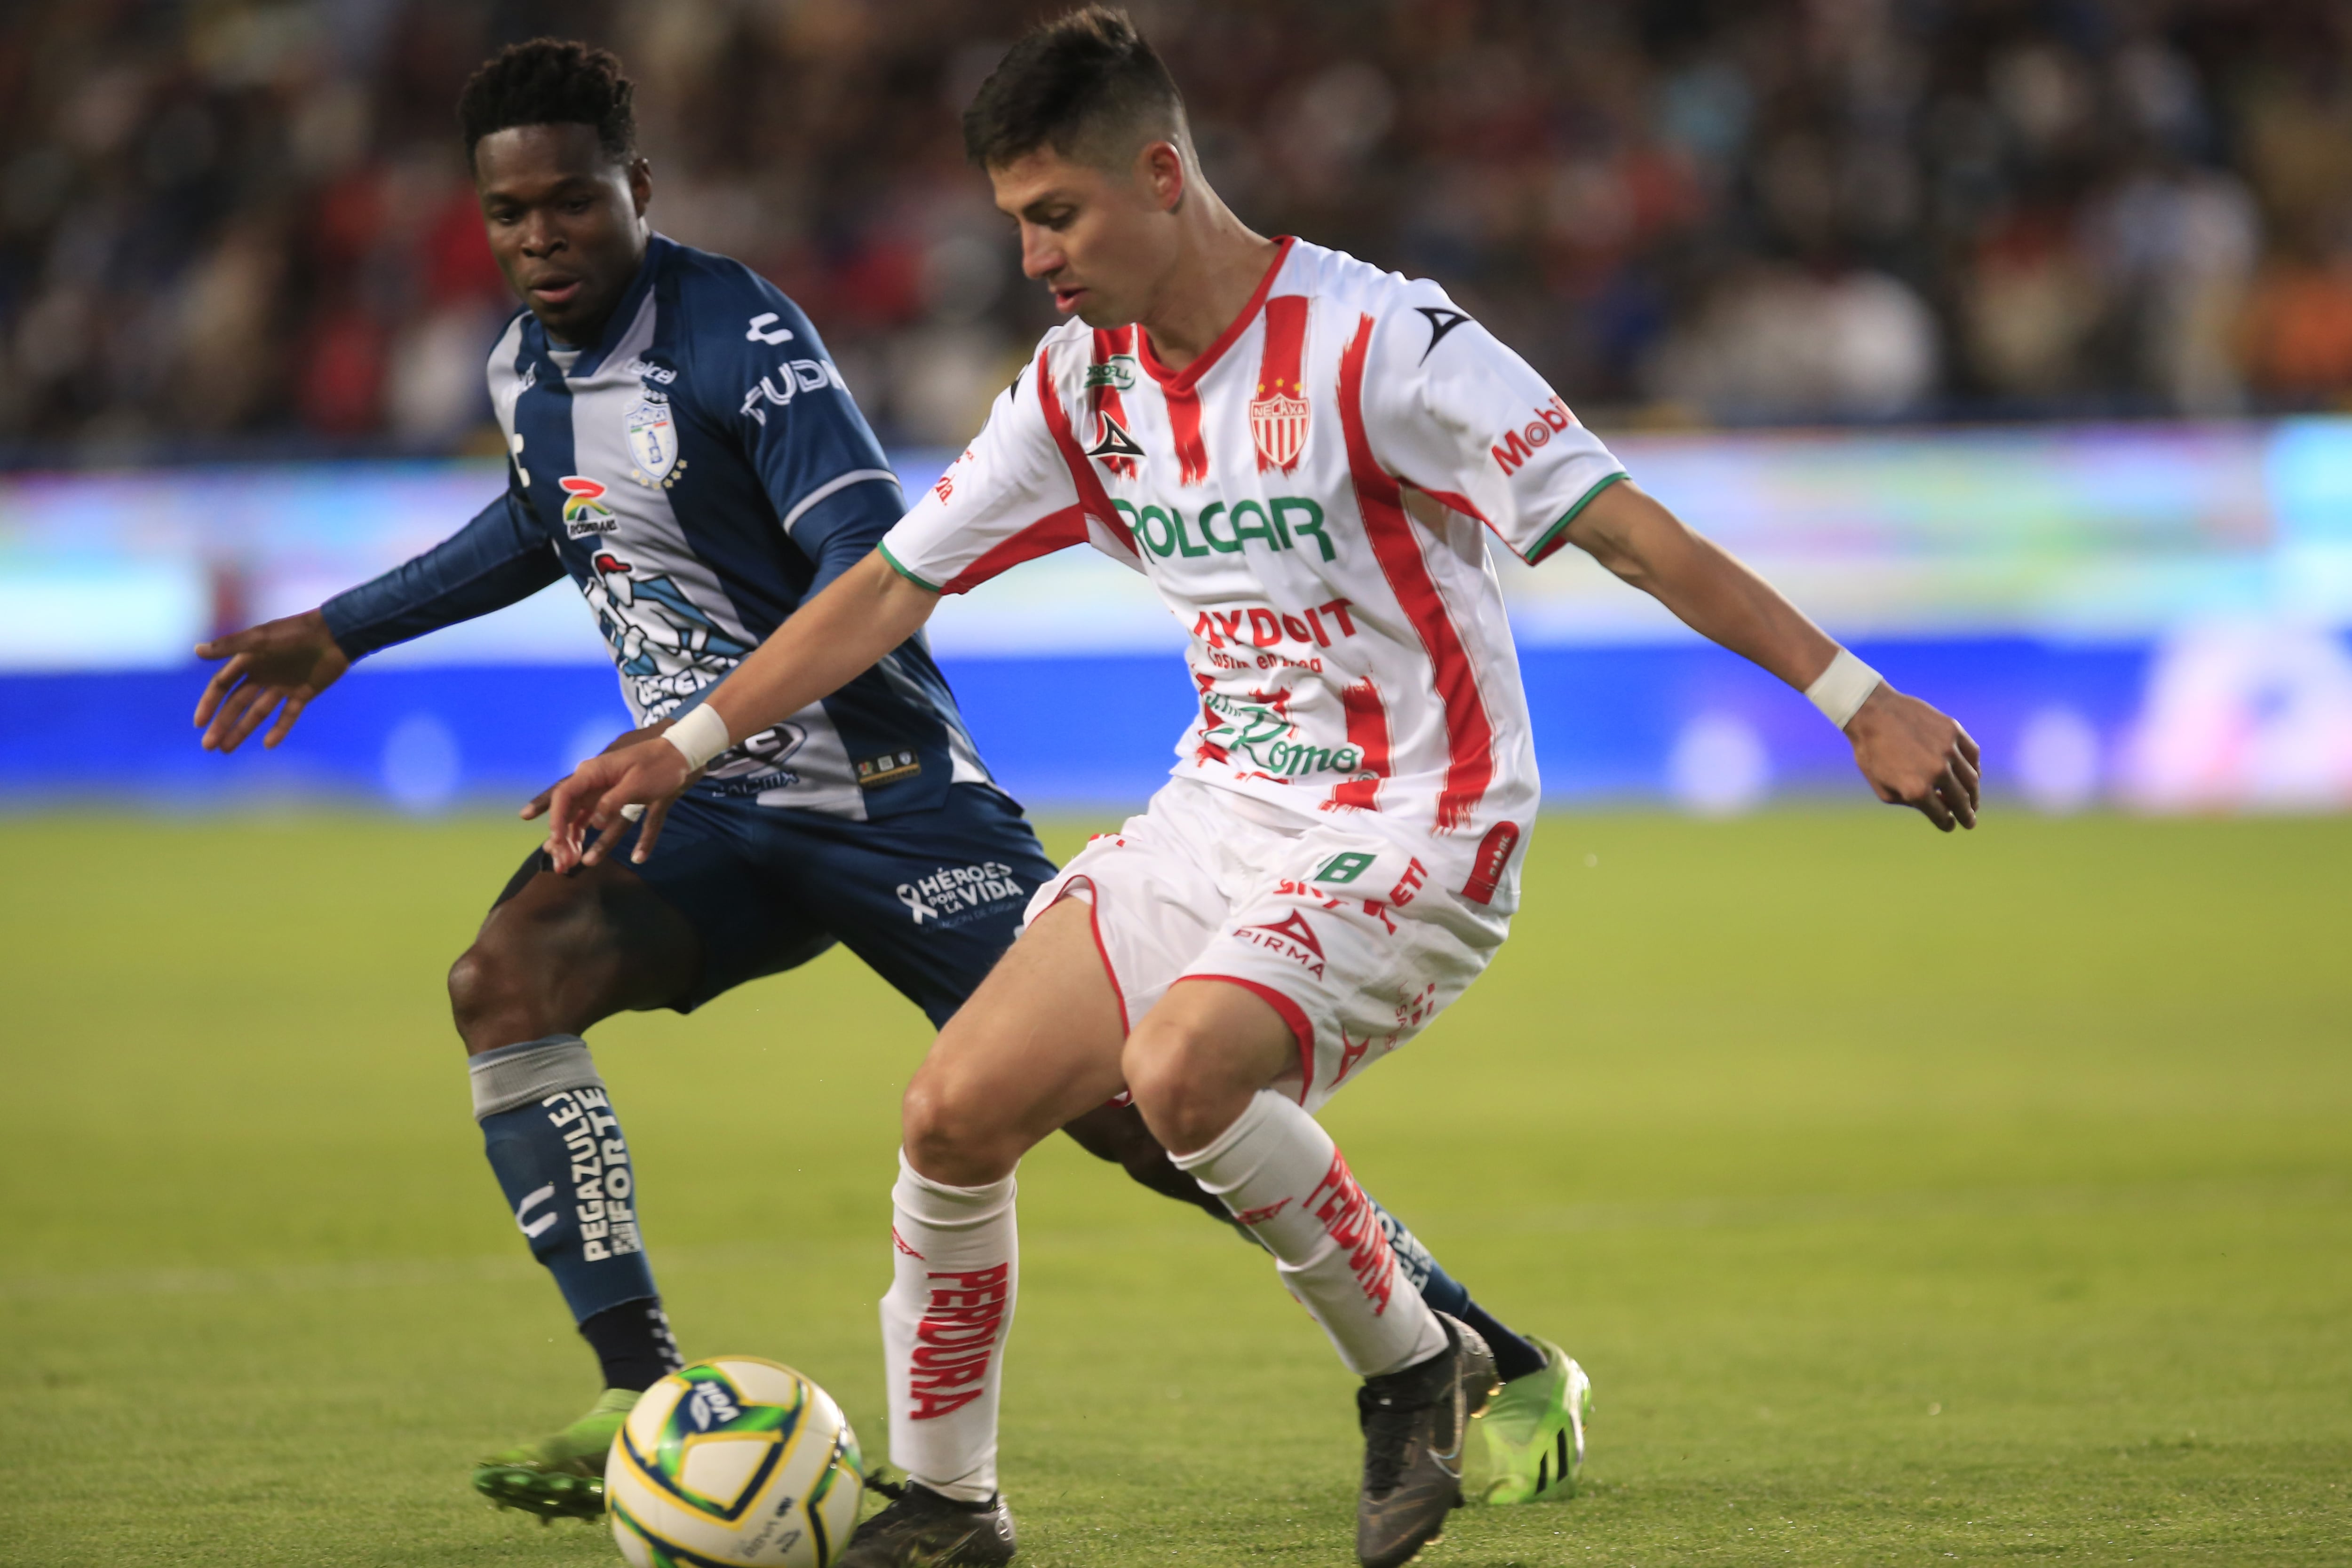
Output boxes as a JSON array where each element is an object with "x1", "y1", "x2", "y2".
[{"x1": 1112, "y1": 496, "x2": 1335, "y2": 562}]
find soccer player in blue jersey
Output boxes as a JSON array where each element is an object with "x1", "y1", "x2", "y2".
[{"x1": 191, "y1": 40, "x2": 1582, "y2": 1524}]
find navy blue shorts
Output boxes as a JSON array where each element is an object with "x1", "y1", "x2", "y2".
[{"x1": 553, "y1": 783, "x2": 1056, "y2": 1027}]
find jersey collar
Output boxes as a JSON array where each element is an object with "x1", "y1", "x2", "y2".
[
  {"x1": 547, "y1": 233, "x2": 673, "y2": 381},
  {"x1": 1136, "y1": 234, "x2": 1297, "y2": 396}
]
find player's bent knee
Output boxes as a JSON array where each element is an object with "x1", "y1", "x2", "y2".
[
  {"x1": 1123, "y1": 1020, "x2": 1258, "y2": 1156},
  {"x1": 446, "y1": 927, "x2": 554, "y2": 1053},
  {"x1": 899, "y1": 1069, "x2": 1022, "y2": 1187},
  {"x1": 445, "y1": 945, "x2": 498, "y2": 1032}
]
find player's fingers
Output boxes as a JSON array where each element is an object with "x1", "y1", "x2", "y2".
[
  {"x1": 541, "y1": 778, "x2": 588, "y2": 861},
  {"x1": 631, "y1": 798, "x2": 672, "y2": 863},
  {"x1": 544, "y1": 806, "x2": 583, "y2": 872},
  {"x1": 540, "y1": 807, "x2": 570, "y2": 869},
  {"x1": 262, "y1": 694, "x2": 308, "y2": 750},
  {"x1": 1955, "y1": 725, "x2": 1982, "y2": 770},
  {"x1": 524, "y1": 762, "x2": 596, "y2": 823},
  {"x1": 583, "y1": 778, "x2": 648, "y2": 866},
  {"x1": 1915, "y1": 782, "x2": 1956, "y2": 832},
  {"x1": 192, "y1": 655, "x2": 251, "y2": 729},
  {"x1": 220, "y1": 687, "x2": 287, "y2": 753},
  {"x1": 1939, "y1": 765, "x2": 1977, "y2": 830},
  {"x1": 204, "y1": 683, "x2": 268, "y2": 752},
  {"x1": 576, "y1": 796, "x2": 620, "y2": 866},
  {"x1": 1951, "y1": 747, "x2": 1982, "y2": 808}
]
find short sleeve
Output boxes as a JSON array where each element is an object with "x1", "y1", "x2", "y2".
[
  {"x1": 1361, "y1": 281, "x2": 1628, "y2": 565},
  {"x1": 681, "y1": 268, "x2": 904, "y2": 550},
  {"x1": 880, "y1": 351, "x2": 1142, "y2": 595}
]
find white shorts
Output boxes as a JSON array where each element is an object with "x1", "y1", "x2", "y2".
[{"x1": 1026, "y1": 778, "x2": 1520, "y2": 1112}]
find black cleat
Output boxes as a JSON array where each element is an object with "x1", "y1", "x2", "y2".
[
  {"x1": 836, "y1": 1479, "x2": 1016, "y2": 1568},
  {"x1": 1355, "y1": 1313, "x2": 1498, "y2": 1568}
]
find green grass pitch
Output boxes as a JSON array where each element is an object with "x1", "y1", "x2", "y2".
[{"x1": 1, "y1": 807, "x2": 2347, "y2": 1565}]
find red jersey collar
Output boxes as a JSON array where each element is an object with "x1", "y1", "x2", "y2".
[{"x1": 1136, "y1": 235, "x2": 1298, "y2": 395}]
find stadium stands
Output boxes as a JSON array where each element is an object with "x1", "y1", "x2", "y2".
[{"x1": 3, "y1": 0, "x2": 2351, "y2": 463}]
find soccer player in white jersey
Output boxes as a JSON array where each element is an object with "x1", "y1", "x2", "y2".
[{"x1": 537, "y1": 9, "x2": 1980, "y2": 1565}]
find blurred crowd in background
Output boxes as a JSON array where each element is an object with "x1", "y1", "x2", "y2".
[{"x1": 4, "y1": 0, "x2": 2352, "y2": 463}]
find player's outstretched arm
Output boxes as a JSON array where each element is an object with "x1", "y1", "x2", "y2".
[
  {"x1": 534, "y1": 550, "x2": 940, "y2": 869},
  {"x1": 192, "y1": 610, "x2": 352, "y2": 753},
  {"x1": 196, "y1": 492, "x2": 565, "y2": 755},
  {"x1": 1565, "y1": 479, "x2": 1980, "y2": 832}
]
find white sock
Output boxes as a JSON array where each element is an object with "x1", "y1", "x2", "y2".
[
  {"x1": 1171, "y1": 1091, "x2": 1446, "y2": 1378},
  {"x1": 879, "y1": 1150, "x2": 1017, "y2": 1503}
]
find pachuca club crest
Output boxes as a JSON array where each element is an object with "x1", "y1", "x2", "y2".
[{"x1": 626, "y1": 389, "x2": 682, "y2": 486}]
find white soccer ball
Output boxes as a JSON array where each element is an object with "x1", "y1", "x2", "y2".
[{"x1": 606, "y1": 1356, "x2": 866, "y2": 1568}]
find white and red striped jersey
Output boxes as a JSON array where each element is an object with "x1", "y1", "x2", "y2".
[{"x1": 879, "y1": 237, "x2": 1628, "y2": 849}]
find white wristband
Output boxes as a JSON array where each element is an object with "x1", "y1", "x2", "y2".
[
  {"x1": 662, "y1": 703, "x2": 733, "y2": 771},
  {"x1": 1804, "y1": 649, "x2": 1882, "y2": 730}
]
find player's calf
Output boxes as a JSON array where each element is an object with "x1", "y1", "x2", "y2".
[
  {"x1": 1058, "y1": 1100, "x2": 1235, "y2": 1226},
  {"x1": 453, "y1": 865, "x2": 704, "y2": 1513},
  {"x1": 467, "y1": 1037, "x2": 684, "y2": 1515},
  {"x1": 1062, "y1": 1102, "x2": 1563, "y2": 1427},
  {"x1": 470, "y1": 1036, "x2": 683, "y2": 1377}
]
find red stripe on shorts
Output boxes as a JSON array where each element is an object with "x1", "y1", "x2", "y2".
[
  {"x1": 1048, "y1": 876, "x2": 1129, "y2": 1035},
  {"x1": 1180, "y1": 975, "x2": 1317, "y2": 1105}
]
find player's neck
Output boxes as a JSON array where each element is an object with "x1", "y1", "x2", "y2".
[{"x1": 1138, "y1": 201, "x2": 1281, "y2": 373}]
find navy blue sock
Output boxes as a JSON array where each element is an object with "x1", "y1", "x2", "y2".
[
  {"x1": 1369, "y1": 1196, "x2": 1548, "y2": 1383},
  {"x1": 471, "y1": 1036, "x2": 683, "y2": 1389},
  {"x1": 580, "y1": 1298, "x2": 684, "y2": 1392}
]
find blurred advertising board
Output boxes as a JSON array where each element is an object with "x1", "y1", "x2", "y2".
[{"x1": 4, "y1": 419, "x2": 2349, "y2": 812}]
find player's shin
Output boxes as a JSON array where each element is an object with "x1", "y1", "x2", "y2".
[
  {"x1": 880, "y1": 1150, "x2": 1018, "y2": 1504},
  {"x1": 471, "y1": 1035, "x2": 683, "y2": 1390},
  {"x1": 1367, "y1": 1197, "x2": 1547, "y2": 1384},
  {"x1": 1172, "y1": 1091, "x2": 1446, "y2": 1377}
]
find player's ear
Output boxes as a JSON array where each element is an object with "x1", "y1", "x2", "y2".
[
  {"x1": 1136, "y1": 141, "x2": 1185, "y2": 214},
  {"x1": 628, "y1": 156, "x2": 653, "y2": 218}
]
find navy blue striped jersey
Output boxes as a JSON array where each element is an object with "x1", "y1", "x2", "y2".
[{"x1": 323, "y1": 235, "x2": 988, "y2": 819}]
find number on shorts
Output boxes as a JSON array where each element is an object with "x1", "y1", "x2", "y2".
[{"x1": 1312, "y1": 850, "x2": 1377, "y2": 885}]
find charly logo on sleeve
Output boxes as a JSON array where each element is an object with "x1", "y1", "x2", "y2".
[{"x1": 895, "y1": 862, "x2": 1026, "y2": 928}]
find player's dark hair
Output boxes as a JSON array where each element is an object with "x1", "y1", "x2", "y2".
[
  {"x1": 962, "y1": 6, "x2": 1189, "y2": 170},
  {"x1": 458, "y1": 38, "x2": 637, "y2": 168}
]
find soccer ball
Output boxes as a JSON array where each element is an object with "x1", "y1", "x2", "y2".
[{"x1": 606, "y1": 1356, "x2": 865, "y2": 1568}]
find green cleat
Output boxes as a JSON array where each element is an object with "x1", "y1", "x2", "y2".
[
  {"x1": 472, "y1": 1387, "x2": 640, "y2": 1521},
  {"x1": 1462, "y1": 1337, "x2": 1591, "y2": 1505}
]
